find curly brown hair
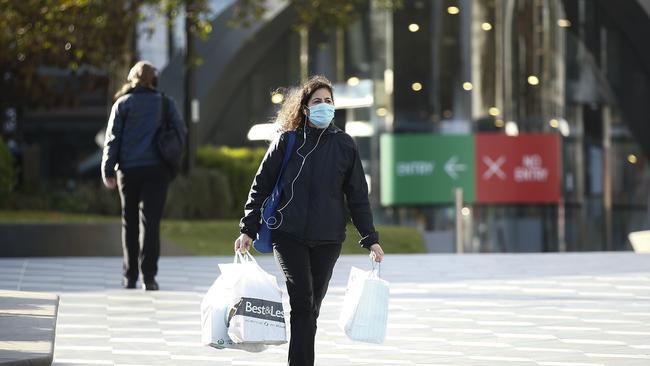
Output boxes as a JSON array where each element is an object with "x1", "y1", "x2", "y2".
[{"x1": 274, "y1": 75, "x2": 334, "y2": 132}]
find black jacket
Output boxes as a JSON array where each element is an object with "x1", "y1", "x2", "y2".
[{"x1": 240, "y1": 124, "x2": 379, "y2": 248}]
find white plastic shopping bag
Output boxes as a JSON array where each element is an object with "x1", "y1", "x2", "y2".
[
  {"x1": 338, "y1": 263, "x2": 389, "y2": 343},
  {"x1": 200, "y1": 253, "x2": 267, "y2": 352},
  {"x1": 227, "y1": 251, "x2": 287, "y2": 345}
]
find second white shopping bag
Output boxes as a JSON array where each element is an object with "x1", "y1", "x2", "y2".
[{"x1": 338, "y1": 262, "x2": 390, "y2": 344}]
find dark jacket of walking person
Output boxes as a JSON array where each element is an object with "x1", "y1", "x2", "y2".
[
  {"x1": 101, "y1": 61, "x2": 186, "y2": 291},
  {"x1": 234, "y1": 75, "x2": 385, "y2": 366}
]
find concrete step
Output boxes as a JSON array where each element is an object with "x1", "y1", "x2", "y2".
[{"x1": 0, "y1": 290, "x2": 59, "y2": 366}]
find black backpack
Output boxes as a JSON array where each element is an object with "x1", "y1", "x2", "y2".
[{"x1": 156, "y1": 93, "x2": 185, "y2": 177}]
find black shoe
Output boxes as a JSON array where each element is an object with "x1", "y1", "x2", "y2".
[
  {"x1": 123, "y1": 279, "x2": 137, "y2": 289},
  {"x1": 143, "y1": 279, "x2": 159, "y2": 291}
]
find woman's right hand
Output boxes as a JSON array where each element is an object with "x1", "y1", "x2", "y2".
[{"x1": 234, "y1": 233, "x2": 253, "y2": 253}]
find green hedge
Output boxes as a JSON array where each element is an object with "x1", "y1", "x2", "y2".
[
  {"x1": 196, "y1": 145, "x2": 266, "y2": 218},
  {"x1": 0, "y1": 139, "x2": 15, "y2": 207},
  {"x1": 2, "y1": 143, "x2": 267, "y2": 219},
  {"x1": 164, "y1": 168, "x2": 233, "y2": 219},
  {"x1": 5, "y1": 181, "x2": 121, "y2": 215}
]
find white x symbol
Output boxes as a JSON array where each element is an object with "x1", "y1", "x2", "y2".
[{"x1": 482, "y1": 156, "x2": 506, "y2": 180}]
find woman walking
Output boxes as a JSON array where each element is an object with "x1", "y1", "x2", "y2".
[
  {"x1": 101, "y1": 61, "x2": 186, "y2": 291},
  {"x1": 234, "y1": 75, "x2": 384, "y2": 365}
]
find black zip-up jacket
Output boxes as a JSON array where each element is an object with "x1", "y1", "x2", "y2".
[{"x1": 239, "y1": 124, "x2": 379, "y2": 248}]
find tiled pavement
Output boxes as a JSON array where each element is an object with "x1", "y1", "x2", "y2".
[{"x1": 1, "y1": 252, "x2": 650, "y2": 366}]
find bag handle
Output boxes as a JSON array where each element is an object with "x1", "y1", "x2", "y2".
[
  {"x1": 234, "y1": 250, "x2": 245, "y2": 264},
  {"x1": 243, "y1": 251, "x2": 258, "y2": 265},
  {"x1": 370, "y1": 259, "x2": 381, "y2": 279},
  {"x1": 159, "y1": 92, "x2": 171, "y2": 130},
  {"x1": 233, "y1": 250, "x2": 258, "y2": 265}
]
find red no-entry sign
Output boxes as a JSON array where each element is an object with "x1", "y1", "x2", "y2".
[{"x1": 476, "y1": 134, "x2": 561, "y2": 203}]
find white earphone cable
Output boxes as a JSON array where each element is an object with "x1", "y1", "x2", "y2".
[{"x1": 262, "y1": 123, "x2": 327, "y2": 230}]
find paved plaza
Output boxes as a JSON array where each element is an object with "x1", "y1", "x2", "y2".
[{"x1": 1, "y1": 252, "x2": 650, "y2": 365}]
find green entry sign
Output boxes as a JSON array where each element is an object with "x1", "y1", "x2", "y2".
[{"x1": 380, "y1": 134, "x2": 475, "y2": 205}]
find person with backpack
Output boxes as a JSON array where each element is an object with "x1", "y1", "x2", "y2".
[
  {"x1": 101, "y1": 60, "x2": 187, "y2": 291},
  {"x1": 234, "y1": 75, "x2": 384, "y2": 366}
]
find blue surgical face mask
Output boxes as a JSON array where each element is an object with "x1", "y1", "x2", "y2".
[{"x1": 308, "y1": 103, "x2": 335, "y2": 129}]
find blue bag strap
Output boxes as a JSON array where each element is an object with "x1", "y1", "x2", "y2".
[{"x1": 274, "y1": 131, "x2": 296, "y2": 186}]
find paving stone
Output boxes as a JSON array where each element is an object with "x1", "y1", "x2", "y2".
[{"x1": 1, "y1": 252, "x2": 650, "y2": 365}]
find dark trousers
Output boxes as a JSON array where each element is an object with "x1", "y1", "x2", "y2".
[
  {"x1": 117, "y1": 165, "x2": 170, "y2": 282},
  {"x1": 273, "y1": 236, "x2": 342, "y2": 366}
]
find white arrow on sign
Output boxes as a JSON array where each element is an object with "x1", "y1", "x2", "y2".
[{"x1": 444, "y1": 156, "x2": 467, "y2": 180}]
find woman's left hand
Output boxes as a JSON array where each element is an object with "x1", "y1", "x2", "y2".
[
  {"x1": 104, "y1": 177, "x2": 117, "y2": 190},
  {"x1": 369, "y1": 243, "x2": 384, "y2": 262}
]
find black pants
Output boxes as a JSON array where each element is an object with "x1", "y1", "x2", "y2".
[
  {"x1": 117, "y1": 165, "x2": 170, "y2": 282},
  {"x1": 273, "y1": 235, "x2": 342, "y2": 366}
]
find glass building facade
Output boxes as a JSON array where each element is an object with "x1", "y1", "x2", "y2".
[{"x1": 301, "y1": 0, "x2": 650, "y2": 252}]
